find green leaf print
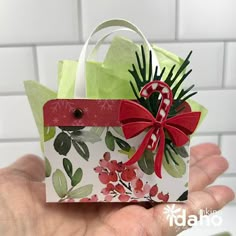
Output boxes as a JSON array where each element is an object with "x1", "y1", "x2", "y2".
[
  {"x1": 72, "y1": 140, "x2": 90, "y2": 161},
  {"x1": 52, "y1": 169, "x2": 68, "y2": 198},
  {"x1": 71, "y1": 168, "x2": 83, "y2": 187},
  {"x1": 138, "y1": 150, "x2": 155, "y2": 175},
  {"x1": 53, "y1": 132, "x2": 71, "y2": 156},
  {"x1": 105, "y1": 131, "x2": 115, "y2": 151},
  {"x1": 63, "y1": 158, "x2": 73, "y2": 178},
  {"x1": 68, "y1": 184, "x2": 93, "y2": 199}
]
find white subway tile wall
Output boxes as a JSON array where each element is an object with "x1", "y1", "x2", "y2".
[
  {"x1": 178, "y1": 0, "x2": 236, "y2": 40},
  {"x1": 0, "y1": 1, "x2": 235, "y2": 235},
  {"x1": 0, "y1": 0, "x2": 79, "y2": 44},
  {"x1": 81, "y1": 0, "x2": 176, "y2": 41},
  {"x1": 0, "y1": 47, "x2": 36, "y2": 93},
  {"x1": 225, "y1": 42, "x2": 236, "y2": 87}
]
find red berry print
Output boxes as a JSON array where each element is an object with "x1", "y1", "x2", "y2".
[
  {"x1": 121, "y1": 169, "x2": 136, "y2": 182},
  {"x1": 101, "y1": 187, "x2": 110, "y2": 195},
  {"x1": 115, "y1": 184, "x2": 125, "y2": 194},
  {"x1": 99, "y1": 172, "x2": 110, "y2": 184},
  {"x1": 109, "y1": 171, "x2": 118, "y2": 182},
  {"x1": 116, "y1": 162, "x2": 125, "y2": 172},
  {"x1": 135, "y1": 179, "x2": 143, "y2": 191},
  {"x1": 95, "y1": 152, "x2": 166, "y2": 203},
  {"x1": 150, "y1": 185, "x2": 158, "y2": 197},
  {"x1": 118, "y1": 194, "x2": 130, "y2": 202},
  {"x1": 107, "y1": 162, "x2": 116, "y2": 172},
  {"x1": 103, "y1": 152, "x2": 111, "y2": 161},
  {"x1": 157, "y1": 192, "x2": 169, "y2": 202},
  {"x1": 143, "y1": 183, "x2": 151, "y2": 194},
  {"x1": 106, "y1": 183, "x2": 115, "y2": 191},
  {"x1": 99, "y1": 159, "x2": 108, "y2": 168},
  {"x1": 94, "y1": 166, "x2": 103, "y2": 173},
  {"x1": 91, "y1": 194, "x2": 98, "y2": 202},
  {"x1": 104, "y1": 195, "x2": 113, "y2": 202}
]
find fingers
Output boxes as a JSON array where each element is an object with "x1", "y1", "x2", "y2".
[
  {"x1": 167, "y1": 186, "x2": 235, "y2": 235},
  {"x1": 190, "y1": 143, "x2": 221, "y2": 166},
  {"x1": 7, "y1": 154, "x2": 45, "y2": 182},
  {"x1": 189, "y1": 154, "x2": 229, "y2": 192},
  {"x1": 186, "y1": 185, "x2": 235, "y2": 216}
]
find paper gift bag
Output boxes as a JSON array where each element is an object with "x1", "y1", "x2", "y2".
[{"x1": 25, "y1": 19, "x2": 206, "y2": 203}]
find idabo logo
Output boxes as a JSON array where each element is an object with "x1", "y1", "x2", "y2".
[{"x1": 164, "y1": 204, "x2": 223, "y2": 227}]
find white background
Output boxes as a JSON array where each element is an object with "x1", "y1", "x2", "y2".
[{"x1": 0, "y1": 0, "x2": 235, "y2": 235}]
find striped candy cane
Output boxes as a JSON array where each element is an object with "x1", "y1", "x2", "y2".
[
  {"x1": 119, "y1": 80, "x2": 200, "y2": 178},
  {"x1": 140, "y1": 81, "x2": 173, "y2": 151}
]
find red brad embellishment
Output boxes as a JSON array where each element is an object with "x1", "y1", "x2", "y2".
[{"x1": 73, "y1": 108, "x2": 84, "y2": 119}]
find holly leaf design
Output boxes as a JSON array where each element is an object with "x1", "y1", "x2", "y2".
[
  {"x1": 118, "y1": 147, "x2": 136, "y2": 159},
  {"x1": 45, "y1": 157, "x2": 52, "y2": 177},
  {"x1": 71, "y1": 168, "x2": 83, "y2": 187},
  {"x1": 105, "y1": 131, "x2": 115, "y2": 151},
  {"x1": 63, "y1": 158, "x2": 73, "y2": 178},
  {"x1": 174, "y1": 146, "x2": 189, "y2": 158},
  {"x1": 44, "y1": 127, "x2": 56, "y2": 142},
  {"x1": 53, "y1": 132, "x2": 71, "y2": 156},
  {"x1": 72, "y1": 140, "x2": 89, "y2": 161},
  {"x1": 138, "y1": 149, "x2": 154, "y2": 175},
  {"x1": 163, "y1": 150, "x2": 186, "y2": 178},
  {"x1": 68, "y1": 184, "x2": 93, "y2": 199},
  {"x1": 115, "y1": 137, "x2": 131, "y2": 152},
  {"x1": 71, "y1": 130, "x2": 102, "y2": 144},
  {"x1": 52, "y1": 169, "x2": 68, "y2": 198}
]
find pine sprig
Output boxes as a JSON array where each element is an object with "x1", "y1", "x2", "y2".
[
  {"x1": 129, "y1": 45, "x2": 165, "y2": 115},
  {"x1": 128, "y1": 46, "x2": 196, "y2": 165},
  {"x1": 129, "y1": 46, "x2": 196, "y2": 117}
]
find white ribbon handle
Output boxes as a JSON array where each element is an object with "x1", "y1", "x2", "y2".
[
  {"x1": 75, "y1": 19, "x2": 160, "y2": 98},
  {"x1": 88, "y1": 28, "x2": 133, "y2": 61}
]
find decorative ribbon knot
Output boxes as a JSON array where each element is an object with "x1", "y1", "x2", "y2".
[{"x1": 119, "y1": 81, "x2": 201, "y2": 178}]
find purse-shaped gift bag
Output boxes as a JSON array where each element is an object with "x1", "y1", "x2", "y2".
[{"x1": 25, "y1": 19, "x2": 205, "y2": 203}]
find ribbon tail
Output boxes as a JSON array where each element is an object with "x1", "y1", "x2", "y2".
[
  {"x1": 154, "y1": 128, "x2": 165, "y2": 178},
  {"x1": 124, "y1": 128, "x2": 154, "y2": 166}
]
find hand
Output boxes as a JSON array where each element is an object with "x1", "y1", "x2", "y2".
[{"x1": 0, "y1": 144, "x2": 234, "y2": 236}]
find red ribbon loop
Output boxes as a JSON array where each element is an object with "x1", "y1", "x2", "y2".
[{"x1": 119, "y1": 100, "x2": 201, "y2": 178}]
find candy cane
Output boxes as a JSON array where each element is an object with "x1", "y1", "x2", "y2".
[
  {"x1": 140, "y1": 81, "x2": 173, "y2": 151},
  {"x1": 119, "y1": 80, "x2": 200, "y2": 178}
]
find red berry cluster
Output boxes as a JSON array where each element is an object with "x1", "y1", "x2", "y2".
[
  {"x1": 149, "y1": 185, "x2": 169, "y2": 202},
  {"x1": 94, "y1": 152, "x2": 170, "y2": 203},
  {"x1": 94, "y1": 152, "x2": 136, "y2": 202}
]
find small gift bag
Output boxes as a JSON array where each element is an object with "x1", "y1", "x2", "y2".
[{"x1": 25, "y1": 19, "x2": 206, "y2": 203}]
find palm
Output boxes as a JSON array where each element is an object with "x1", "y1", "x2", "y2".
[{"x1": 0, "y1": 144, "x2": 234, "y2": 236}]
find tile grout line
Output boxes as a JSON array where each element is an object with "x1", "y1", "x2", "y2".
[
  {"x1": 196, "y1": 131, "x2": 236, "y2": 136},
  {"x1": 0, "y1": 138, "x2": 40, "y2": 143},
  {"x1": 77, "y1": 0, "x2": 83, "y2": 44},
  {"x1": 222, "y1": 173, "x2": 236, "y2": 177},
  {"x1": 221, "y1": 42, "x2": 227, "y2": 88},
  {"x1": 175, "y1": 0, "x2": 180, "y2": 40},
  {"x1": 0, "y1": 92, "x2": 25, "y2": 96},
  {"x1": 1, "y1": 40, "x2": 236, "y2": 48},
  {"x1": 32, "y1": 46, "x2": 40, "y2": 82}
]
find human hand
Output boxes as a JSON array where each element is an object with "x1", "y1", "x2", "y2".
[{"x1": 0, "y1": 143, "x2": 234, "y2": 236}]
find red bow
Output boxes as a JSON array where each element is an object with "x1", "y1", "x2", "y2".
[{"x1": 119, "y1": 100, "x2": 201, "y2": 178}]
